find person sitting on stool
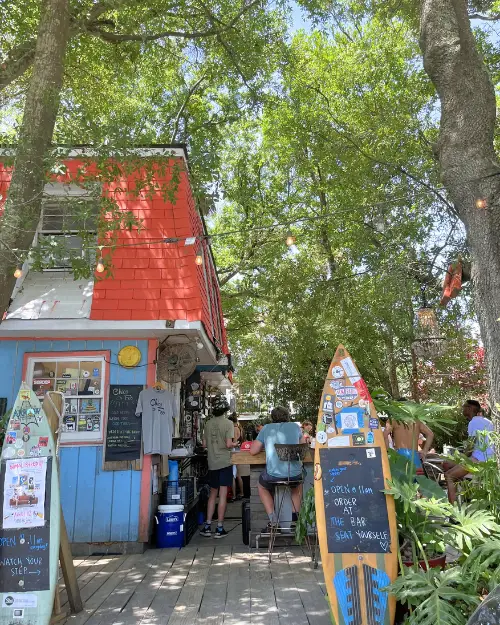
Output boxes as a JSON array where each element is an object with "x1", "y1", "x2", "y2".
[
  {"x1": 250, "y1": 406, "x2": 307, "y2": 532},
  {"x1": 444, "y1": 399, "x2": 494, "y2": 503}
]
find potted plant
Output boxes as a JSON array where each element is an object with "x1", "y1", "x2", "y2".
[{"x1": 385, "y1": 450, "x2": 450, "y2": 570}]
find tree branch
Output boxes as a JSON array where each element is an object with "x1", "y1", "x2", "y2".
[
  {"x1": 0, "y1": 0, "x2": 261, "y2": 92},
  {"x1": 0, "y1": 41, "x2": 37, "y2": 92},
  {"x1": 468, "y1": 12, "x2": 500, "y2": 20},
  {"x1": 170, "y1": 75, "x2": 206, "y2": 143},
  {"x1": 309, "y1": 84, "x2": 458, "y2": 217}
]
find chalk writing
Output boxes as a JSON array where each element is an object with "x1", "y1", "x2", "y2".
[
  {"x1": 320, "y1": 448, "x2": 391, "y2": 553},
  {"x1": 105, "y1": 385, "x2": 143, "y2": 462}
]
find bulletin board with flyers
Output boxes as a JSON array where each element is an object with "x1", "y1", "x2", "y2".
[{"x1": 26, "y1": 355, "x2": 107, "y2": 444}]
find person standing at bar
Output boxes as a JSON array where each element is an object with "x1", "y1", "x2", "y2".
[{"x1": 200, "y1": 396, "x2": 234, "y2": 538}]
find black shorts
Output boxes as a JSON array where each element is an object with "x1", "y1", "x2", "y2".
[
  {"x1": 208, "y1": 466, "x2": 233, "y2": 489},
  {"x1": 259, "y1": 470, "x2": 302, "y2": 492}
]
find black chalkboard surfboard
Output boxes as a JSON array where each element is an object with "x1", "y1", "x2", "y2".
[
  {"x1": 314, "y1": 346, "x2": 397, "y2": 625},
  {"x1": 0, "y1": 384, "x2": 60, "y2": 625}
]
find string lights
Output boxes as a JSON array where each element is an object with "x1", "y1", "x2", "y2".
[
  {"x1": 96, "y1": 258, "x2": 105, "y2": 273},
  {"x1": 195, "y1": 254, "x2": 203, "y2": 266},
  {"x1": 13, "y1": 263, "x2": 23, "y2": 279},
  {"x1": 286, "y1": 234, "x2": 296, "y2": 246},
  {"x1": 475, "y1": 198, "x2": 487, "y2": 209}
]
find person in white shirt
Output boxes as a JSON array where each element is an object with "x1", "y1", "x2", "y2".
[{"x1": 444, "y1": 399, "x2": 494, "y2": 503}]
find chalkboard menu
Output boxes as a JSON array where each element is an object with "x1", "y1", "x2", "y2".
[
  {"x1": 105, "y1": 385, "x2": 143, "y2": 462},
  {"x1": 320, "y1": 447, "x2": 391, "y2": 554},
  {"x1": 0, "y1": 459, "x2": 52, "y2": 592}
]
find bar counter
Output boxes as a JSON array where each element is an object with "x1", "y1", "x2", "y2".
[
  {"x1": 231, "y1": 449, "x2": 314, "y2": 464},
  {"x1": 230, "y1": 449, "x2": 314, "y2": 546}
]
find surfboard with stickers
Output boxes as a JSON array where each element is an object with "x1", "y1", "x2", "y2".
[
  {"x1": 314, "y1": 345, "x2": 397, "y2": 625},
  {"x1": 0, "y1": 384, "x2": 60, "y2": 625}
]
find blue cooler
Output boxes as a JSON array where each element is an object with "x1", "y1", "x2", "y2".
[{"x1": 156, "y1": 505, "x2": 184, "y2": 548}]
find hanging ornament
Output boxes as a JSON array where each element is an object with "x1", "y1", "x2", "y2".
[{"x1": 412, "y1": 305, "x2": 446, "y2": 359}]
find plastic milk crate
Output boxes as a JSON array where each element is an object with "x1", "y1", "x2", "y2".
[{"x1": 161, "y1": 478, "x2": 195, "y2": 506}]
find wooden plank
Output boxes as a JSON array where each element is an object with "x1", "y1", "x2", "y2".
[
  {"x1": 110, "y1": 468, "x2": 133, "y2": 541},
  {"x1": 166, "y1": 548, "x2": 215, "y2": 625},
  {"x1": 198, "y1": 546, "x2": 231, "y2": 618},
  {"x1": 110, "y1": 549, "x2": 177, "y2": 625},
  {"x1": 128, "y1": 469, "x2": 142, "y2": 541},
  {"x1": 142, "y1": 548, "x2": 198, "y2": 625},
  {"x1": 91, "y1": 446, "x2": 114, "y2": 541},
  {"x1": 59, "y1": 558, "x2": 114, "y2": 608},
  {"x1": 73, "y1": 446, "x2": 98, "y2": 541},
  {"x1": 232, "y1": 451, "x2": 313, "y2": 465},
  {"x1": 60, "y1": 511, "x2": 84, "y2": 613},
  {"x1": 270, "y1": 551, "x2": 310, "y2": 625},
  {"x1": 249, "y1": 551, "x2": 279, "y2": 625},
  {"x1": 286, "y1": 549, "x2": 331, "y2": 625},
  {"x1": 60, "y1": 447, "x2": 79, "y2": 542},
  {"x1": 82, "y1": 550, "x2": 159, "y2": 625},
  {"x1": 223, "y1": 550, "x2": 251, "y2": 625},
  {"x1": 61, "y1": 554, "x2": 143, "y2": 625}
]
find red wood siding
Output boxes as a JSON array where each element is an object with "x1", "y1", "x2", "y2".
[{"x1": 0, "y1": 155, "x2": 227, "y2": 354}]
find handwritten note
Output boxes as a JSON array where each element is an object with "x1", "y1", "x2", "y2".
[
  {"x1": 105, "y1": 385, "x2": 143, "y2": 462},
  {"x1": 0, "y1": 525, "x2": 50, "y2": 591},
  {"x1": 320, "y1": 448, "x2": 391, "y2": 553}
]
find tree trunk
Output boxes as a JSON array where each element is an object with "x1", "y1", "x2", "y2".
[
  {"x1": 410, "y1": 347, "x2": 420, "y2": 402},
  {"x1": 385, "y1": 335, "x2": 401, "y2": 398},
  {"x1": 420, "y1": 0, "x2": 500, "y2": 425},
  {"x1": 0, "y1": 0, "x2": 70, "y2": 319}
]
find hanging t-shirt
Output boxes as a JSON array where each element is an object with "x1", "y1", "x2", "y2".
[{"x1": 135, "y1": 388, "x2": 178, "y2": 455}]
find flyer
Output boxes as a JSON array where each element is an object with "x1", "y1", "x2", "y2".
[{"x1": 2, "y1": 457, "x2": 47, "y2": 529}]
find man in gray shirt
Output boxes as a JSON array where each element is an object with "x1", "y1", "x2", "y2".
[{"x1": 200, "y1": 396, "x2": 235, "y2": 539}]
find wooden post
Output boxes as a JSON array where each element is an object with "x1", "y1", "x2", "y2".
[{"x1": 43, "y1": 392, "x2": 83, "y2": 616}]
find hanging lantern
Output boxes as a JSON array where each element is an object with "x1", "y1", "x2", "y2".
[
  {"x1": 417, "y1": 307, "x2": 439, "y2": 333},
  {"x1": 412, "y1": 306, "x2": 446, "y2": 359}
]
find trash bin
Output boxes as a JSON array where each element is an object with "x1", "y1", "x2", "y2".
[{"x1": 156, "y1": 505, "x2": 184, "y2": 548}]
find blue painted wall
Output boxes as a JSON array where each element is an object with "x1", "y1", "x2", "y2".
[{"x1": 0, "y1": 338, "x2": 148, "y2": 542}]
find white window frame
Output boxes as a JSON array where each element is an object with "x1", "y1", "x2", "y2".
[
  {"x1": 26, "y1": 354, "x2": 108, "y2": 445},
  {"x1": 36, "y1": 182, "x2": 100, "y2": 271}
]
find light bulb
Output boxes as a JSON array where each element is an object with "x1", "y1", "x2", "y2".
[
  {"x1": 195, "y1": 254, "x2": 203, "y2": 266},
  {"x1": 13, "y1": 264, "x2": 23, "y2": 279},
  {"x1": 286, "y1": 235, "x2": 296, "y2": 246},
  {"x1": 475, "y1": 198, "x2": 487, "y2": 209},
  {"x1": 96, "y1": 258, "x2": 105, "y2": 273}
]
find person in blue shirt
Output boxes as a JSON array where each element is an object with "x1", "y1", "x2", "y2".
[
  {"x1": 444, "y1": 399, "x2": 495, "y2": 503},
  {"x1": 250, "y1": 405, "x2": 307, "y2": 532}
]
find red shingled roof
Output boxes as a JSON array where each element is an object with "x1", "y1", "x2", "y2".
[{"x1": 0, "y1": 156, "x2": 228, "y2": 355}]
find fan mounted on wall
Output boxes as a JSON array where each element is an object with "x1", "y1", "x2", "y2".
[{"x1": 156, "y1": 343, "x2": 198, "y2": 384}]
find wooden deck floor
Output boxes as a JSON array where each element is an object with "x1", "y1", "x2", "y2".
[{"x1": 61, "y1": 520, "x2": 330, "y2": 625}]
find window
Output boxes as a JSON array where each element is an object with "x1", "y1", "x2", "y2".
[
  {"x1": 37, "y1": 182, "x2": 100, "y2": 270},
  {"x1": 26, "y1": 355, "x2": 107, "y2": 444}
]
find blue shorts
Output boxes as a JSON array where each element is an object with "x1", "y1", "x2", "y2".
[
  {"x1": 259, "y1": 470, "x2": 302, "y2": 491},
  {"x1": 208, "y1": 466, "x2": 233, "y2": 489},
  {"x1": 397, "y1": 448, "x2": 422, "y2": 470}
]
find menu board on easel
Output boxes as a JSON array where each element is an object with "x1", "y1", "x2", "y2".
[{"x1": 104, "y1": 385, "x2": 143, "y2": 463}]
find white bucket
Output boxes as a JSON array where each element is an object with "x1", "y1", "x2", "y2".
[{"x1": 158, "y1": 505, "x2": 184, "y2": 513}]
